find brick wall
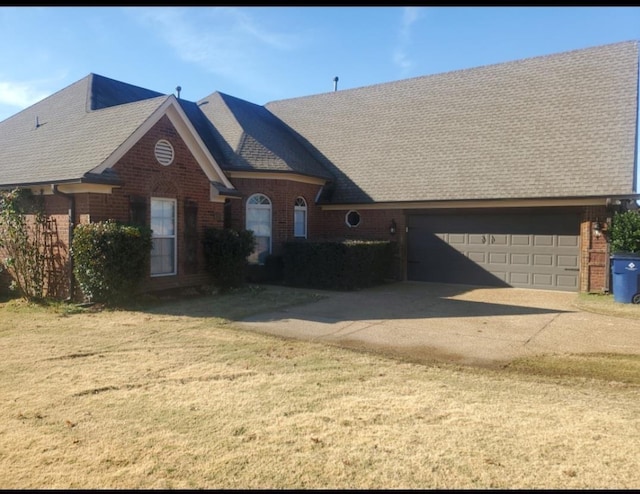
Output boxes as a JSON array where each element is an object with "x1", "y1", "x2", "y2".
[
  {"x1": 581, "y1": 205, "x2": 611, "y2": 293},
  {"x1": 226, "y1": 177, "x2": 326, "y2": 256},
  {"x1": 0, "y1": 192, "x2": 72, "y2": 298},
  {"x1": 104, "y1": 115, "x2": 225, "y2": 294},
  {"x1": 25, "y1": 115, "x2": 227, "y2": 299}
]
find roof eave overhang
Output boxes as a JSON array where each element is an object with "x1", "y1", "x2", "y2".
[
  {"x1": 225, "y1": 169, "x2": 329, "y2": 185},
  {"x1": 210, "y1": 181, "x2": 243, "y2": 202},
  {"x1": 0, "y1": 176, "x2": 122, "y2": 195},
  {"x1": 319, "y1": 194, "x2": 640, "y2": 211}
]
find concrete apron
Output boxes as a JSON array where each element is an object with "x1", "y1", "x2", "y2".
[{"x1": 239, "y1": 281, "x2": 640, "y2": 368}]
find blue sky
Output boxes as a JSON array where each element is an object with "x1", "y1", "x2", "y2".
[{"x1": 1, "y1": 6, "x2": 640, "y2": 123}]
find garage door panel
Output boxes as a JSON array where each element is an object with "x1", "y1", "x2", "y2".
[
  {"x1": 449, "y1": 233, "x2": 466, "y2": 245},
  {"x1": 511, "y1": 235, "x2": 531, "y2": 246},
  {"x1": 468, "y1": 234, "x2": 485, "y2": 245},
  {"x1": 468, "y1": 251, "x2": 486, "y2": 263},
  {"x1": 533, "y1": 235, "x2": 554, "y2": 247},
  {"x1": 533, "y1": 254, "x2": 554, "y2": 266},
  {"x1": 509, "y1": 272, "x2": 530, "y2": 284},
  {"x1": 557, "y1": 274, "x2": 579, "y2": 289},
  {"x1": 407, "y1": 213, "x2": 580, "y2": 291},
  {"x1": 558, "y1": 235, "x2": 579, "y2": 247},
  {"x1": 492, "y1": 271, "x2": 508, "y2": 282},
  {"x1": 511, "y1": 253, "x2": 530, "y2": 265},
  {"x1": 488, "y1": 252, "x2": 508, "y2": 264},
  {"x1": 533, "y1": 273, "x2": 554, "y2": 286},
  {"x1": 490, "y1": 234, "x2": 508, "y2": 246},
  {"x1": 558, "y1": 255, "x2": 578, "y2": 267}
]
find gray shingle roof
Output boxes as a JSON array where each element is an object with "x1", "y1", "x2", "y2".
[
  {"x1": 266, "y1": 41, "x2": 639, "y2": 204},
  {"x1": 0, "y1": 74, "x2": 168, "y2": 187},
  {"x1": 196, "y1": 92, "x2": 333, "y2": 180}
]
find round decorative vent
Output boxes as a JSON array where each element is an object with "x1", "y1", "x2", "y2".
[{"x1": 154, "y1": 139, "x2": 174, "y2": 166}]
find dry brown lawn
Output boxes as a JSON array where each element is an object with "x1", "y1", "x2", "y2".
[{"x1": 0, "y1": 286, "x2": 638, "y2": 489}]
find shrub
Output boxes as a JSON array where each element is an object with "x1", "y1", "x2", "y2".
[
  {"x1": 0, "y1": 189, "x2": 49, "y2": 300},
  {"x1": 202, "y1": 228, "x2": 255, "y2": 292},
  {"x1": 72, "y1": 220, "x2": 152, "y2": 305},
  {"x1": 282, "y1": 239, "x2": 397, "y2": 290},
  {"x1": 610, "y1": 210, "x2": 640, "y2": 254}
]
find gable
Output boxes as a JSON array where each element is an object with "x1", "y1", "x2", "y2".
[
  {"x1": 90, "y1": 96, "x2": 234, "y2": 192},
  {"x1": 0, "y1": 74, "x2": 234, "y2": 196}
]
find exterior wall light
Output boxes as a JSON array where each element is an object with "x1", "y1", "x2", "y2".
[
  {"x1": 593, "y1": 218, "x2": 608, "y2": 238},
  {"x1": 390, "y1": 219, "x2": 397, "y2": 235}
]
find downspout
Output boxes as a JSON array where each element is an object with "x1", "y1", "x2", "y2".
[{"x1": 51, "y1": 185, "x2": 76, "y2": 300}]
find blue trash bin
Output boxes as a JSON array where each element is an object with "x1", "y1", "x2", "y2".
[{"x1": 611, "y1": 253, "x2": 640, "y2": 304}]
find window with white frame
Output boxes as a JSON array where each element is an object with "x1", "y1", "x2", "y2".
[
  {"x1": 150, "y1": 198, "x2": 177, "y2": 276},
  {"x1": 246, "y1": 193, "x2": 272, "y2": 264},
  {"x1": 294, "y1": 196, "x2": 307, "y2": 238}
]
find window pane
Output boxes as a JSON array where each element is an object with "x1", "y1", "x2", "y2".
[
  {"x1": 246, "y1": 194, "x2": 272, "y2": 264},
  {"x1": 247, "y1": 208, "x2": 270, "y2": 236},
  {"x1": 151, "y1": 238, "x2": 174, "y2": 275},
  {"x1": 294, "y1": 210, "x2": 306, "y2": 237},
  {"x1": 151, "y1": 198, "x2": 176, "y2": 276},
  {"x1": 151, "y1": 200, "x2": 176, "y2": 236}
]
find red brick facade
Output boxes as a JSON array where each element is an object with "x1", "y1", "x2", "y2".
[{"x1": 580, "y1": 205, "x2": 612, "y2": 293}]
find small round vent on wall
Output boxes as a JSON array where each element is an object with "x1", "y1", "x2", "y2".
[
  {"x1": 155, "y1": 139, "x2": 174, "y2": 166},
  {"x1": 345, "y1": 210, "x2": 361, "y2": 228}
]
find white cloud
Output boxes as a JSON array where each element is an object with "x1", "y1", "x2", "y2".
[
  {"x1": 0, "y1": 80, "x2": 50, "y2": 109},
  {"x1": 127, "y1": 7, "x2": 300, "y2": 87},
  {"x1": 393, "y1": 7, "x2": 425, "y2": 73}
]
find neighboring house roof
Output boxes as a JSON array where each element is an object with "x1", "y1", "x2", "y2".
[
  {"x1": 0, "y1": 74, "x2": 232, "y2": 191},
  {"x1": 266, "y1": 41, "x2": 640, "y2": 205},
  {"x1": 194, "y1": 92, "x2": 333, "y2": 180}
]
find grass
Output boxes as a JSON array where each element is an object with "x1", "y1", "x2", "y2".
[
  {"x1": 0, "y1": 285, "x2": 639, "y2": 489},
  {"x1": 574, "y1": 291, "x2": 640, "y2": 319}
]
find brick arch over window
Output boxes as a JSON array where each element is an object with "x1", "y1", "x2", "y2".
[
  {"x1": 246, "y1": 193, "x2": 272, "y2": 265},
  {"x1": 151, "y1": 179, "x2": 179, "y2": 196}
]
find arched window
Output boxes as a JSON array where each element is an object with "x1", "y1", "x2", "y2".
[
  {"x1": 246, "y1": 193, "x2": 272, "y2": 264},
  {"x1": 294, "y1": 196, "x2": 307, "y2": 238}
]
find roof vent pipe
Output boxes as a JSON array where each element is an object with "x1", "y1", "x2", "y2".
[
  {"x1": 176, "y1": 86, "x2": 182, "y2": 99},
  {"x1": 333, "y1": 76, "x2": 339, "y2": 92}
]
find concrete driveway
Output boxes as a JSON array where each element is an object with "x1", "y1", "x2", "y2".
[{"x1": 239, "y1": 281, "x2": 640, "y2": 367}]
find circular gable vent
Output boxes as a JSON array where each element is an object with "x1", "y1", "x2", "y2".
[{"x1": 155, "y1": 139, "x2": 174, "y2": 166}]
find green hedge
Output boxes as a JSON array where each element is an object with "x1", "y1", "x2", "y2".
[
  {"x1": 611, "y1": 210, "x2": 640, "y2": 254},
  {"x1": 72, "y1": 220, "x2": 152, "y2": 305},
  {"x1": 282, "y1": 239, "x2": 396, "y2": 290},
  {"x1": 202, "y1": 228, "x2": 255, "y2": 292}
]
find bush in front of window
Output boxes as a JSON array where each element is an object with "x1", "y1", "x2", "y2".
[
  {"x1": 202, "y1": 227, "x2": 256, "y2": 292},
  {"x1": 72, "y1": 220, "x2": 152, "y2": 306}
]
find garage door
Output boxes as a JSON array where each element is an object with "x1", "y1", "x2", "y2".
[{"x1": 407, "y1": 213, "x2": 580, "y2": 291}]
